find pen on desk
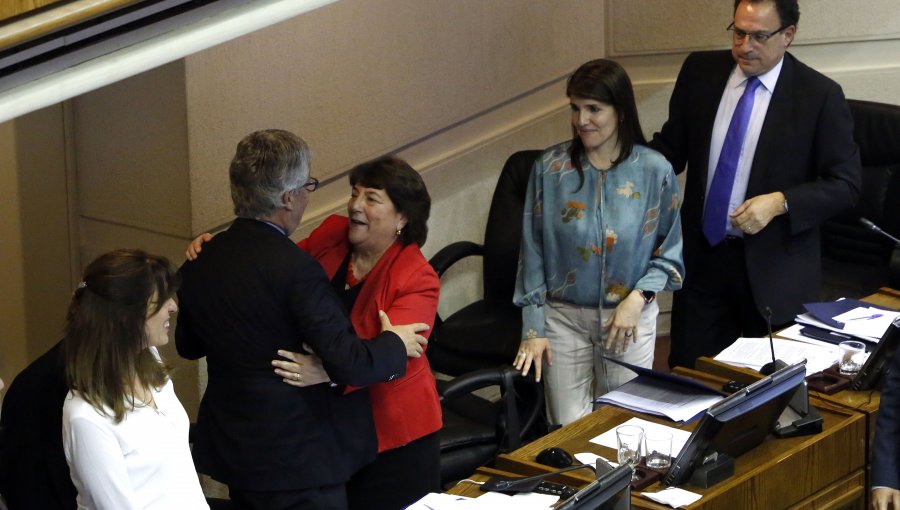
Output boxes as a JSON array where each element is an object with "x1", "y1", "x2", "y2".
[{"x1": 848, "y1": 313, "x2": 883, "y2": 321}]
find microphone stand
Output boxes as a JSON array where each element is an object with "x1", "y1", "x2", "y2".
[
  {"x1": 860, "y1": 217, "x2": 900, "y2": 245},
  {"x1": 759, "y1": 306, "x2": 786, "y2": 376},
  {"x1": 860, "y1": 217, "x2": 900, "y2": 288},
  {"x1": 755, "y1": 312, "x2": 822, "y2": 437}
]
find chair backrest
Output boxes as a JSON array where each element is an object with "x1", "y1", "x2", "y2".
[
  {"x1": 482, "y1": 150, "x2": 542, "y2": 301},
  {"x1": 822, "y1": 100, "x2": 900, "y2": 266}
]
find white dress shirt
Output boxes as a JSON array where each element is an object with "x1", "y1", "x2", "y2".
[{"x1": 707, "y1": 58, "x2": 783, "y2": 237}]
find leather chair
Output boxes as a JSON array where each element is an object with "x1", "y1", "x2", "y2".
[
  {"x1": 821, "y1": 99, "x2": 900, "y2": 299},
  {"x1": 437, "y1": 366, "x2": 544, "y2": 485},
  {"x1": 428, "y1": 149, "x2": 542, "y2": 376},
  {"x1": 428, "y1": 149, "x2": 547, "y2": 485}
]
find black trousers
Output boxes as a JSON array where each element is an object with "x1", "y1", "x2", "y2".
[
  {"x1": 228, "y1": 483, "x2": 347, "y2": 510},
  {"x1": 669, "y1": 237, "x2": 789, "y2": 369},
  {"x1": 347, "y1": 432, "x2": 440, "y2": 510}
]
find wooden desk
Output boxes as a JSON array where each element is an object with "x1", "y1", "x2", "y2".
[
  {"x1": 693, "y1": 287, "x2": 899, "y2": 492},
  {"x1": 446, "y1": 466, "x2": 597, "y2": 499},
  {"x1": 495, "y1": 368, "x2": 866, "y2": 509}
]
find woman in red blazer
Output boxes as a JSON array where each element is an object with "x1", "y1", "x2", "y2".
[
  {"x1": 193, "y1": 156, "x2": 441, "y2": 509},
  {"x1": 283, "y1": 157, "x2": 440, "y2": 510}
]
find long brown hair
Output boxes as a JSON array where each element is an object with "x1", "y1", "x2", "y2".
[{"x1": 64, "y1": 249, "x2": 179, "y2": 423}]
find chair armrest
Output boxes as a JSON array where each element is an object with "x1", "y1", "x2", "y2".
[
  {"x1": 429, "y1": 241, "x2": 484, "y2": 278},
  {"x1": 890, "y1": 246, "x2": 900, "y2": 289},
  {"x1": 439, "y1": 366, "x2": 543, "y2": 452},
  {"x1": 438, "y1": 367, "x2": 505, "y2": 403}
]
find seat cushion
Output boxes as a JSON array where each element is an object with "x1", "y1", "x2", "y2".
[
  {"x1": 438, "y1": 407, "x2": 499, "y2": 485},
  {"x1": 429, "y1": 299, "x2": 521, "y2": 376}
]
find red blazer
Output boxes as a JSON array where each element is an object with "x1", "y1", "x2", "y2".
[{"x1": 298, "y1": 215, "x2": 442, "y2": 452}]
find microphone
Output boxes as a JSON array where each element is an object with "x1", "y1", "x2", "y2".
[
  {"x1": 481, "y1": 463, "x2": 596, "y2": 493},
  {"x1": 760, "y1": 306, "x2": 787, "y2": 375},
  {"x1": 860, "y1": 217, "x2": 900, "y2": 246}
]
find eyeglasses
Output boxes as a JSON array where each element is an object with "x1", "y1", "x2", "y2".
[
  {"x1": 302, "y1": 177, "x2": 319, "y2": 192},
  {"x1": 727, "y1": 22, "x2": 790, "y2": 44}
]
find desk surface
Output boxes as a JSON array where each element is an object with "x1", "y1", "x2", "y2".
[
  {"x1": 495, "y1": 368, "x2": 866, "y2": 510},
  {"x1": 695, "y1": 287, "x2": 898, "y2": 438}
]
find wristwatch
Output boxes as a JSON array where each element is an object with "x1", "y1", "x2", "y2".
[{"x1": 639, "y1": 290, "x2": 656, "y2": 304}]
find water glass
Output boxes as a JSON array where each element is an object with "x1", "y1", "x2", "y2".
[
  {"x1": 616, "y1": 425, "x2": 644, "y2": 477},
  {"x1": 644, "y1": 430, "x2": 673, "y2": 470},
  {"x1": 838, "y1": 340, "x2": 866, "y2": 375}
]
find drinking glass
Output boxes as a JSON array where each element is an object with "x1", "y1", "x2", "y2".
[{"x1": 616, "y1": 425, "x2": 644, "y2": 480}]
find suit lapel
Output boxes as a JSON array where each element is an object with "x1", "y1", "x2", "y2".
[{"x1": 747, "y1": 54, "x2": 796, "y2": 196}]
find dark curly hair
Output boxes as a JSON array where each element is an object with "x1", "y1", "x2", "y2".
[{"x1": 349, "y1": 156, "x2": 431, "y2": 247}]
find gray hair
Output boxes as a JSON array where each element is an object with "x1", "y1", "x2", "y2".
[{"x1": 229, "y1": 129, "x2": 310, "y2": 219}]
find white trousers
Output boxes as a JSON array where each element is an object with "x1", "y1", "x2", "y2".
[{"x1": 542, "y1": 299, "x2": 658, "y2": 426}]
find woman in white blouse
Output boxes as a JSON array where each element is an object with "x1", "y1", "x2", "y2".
[{"x1": 62, "y1": 249, "x2": 209, "y2": 510}]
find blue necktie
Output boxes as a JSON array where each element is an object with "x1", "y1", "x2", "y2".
[{"x1": 703, "y1": 76, "x2": 762, "y2": 246}]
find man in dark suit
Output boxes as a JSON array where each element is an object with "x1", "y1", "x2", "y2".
[
  {"x1": 651, "y1": 0, "x2": 861, "y2": 368},
  {"x1": 0, "y1": 341, "x2": 77, "y2": 510},
  {"x1": 873, "y1": 327, "x2": 900, "y2": 509},
  {"x1": 176, "y1": 129, "x2": 429, "y2": 510}
]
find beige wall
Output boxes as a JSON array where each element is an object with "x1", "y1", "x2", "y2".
[
  {"x1": 0, "y1": 105, "x2": 73, "y2": 385},
  {"x1": 2, "y1": 0, "x2": 899, "y2": 414}
]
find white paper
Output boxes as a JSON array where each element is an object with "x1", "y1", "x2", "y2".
[
  {"x1": 597, "y1": 380, "x2": 723, "y2": 423},
  {"x1": 459, "y1": 491, "x2": 558, "y2": 509},
  {"x1": 834, "y1": 307, "x2": 900, "y2": 339},
  {"x1": 407, "y1": 491, "x2": 558, "y2": 510},
  {"x1": 795, "y1": 313, "x2": 880, "y2": 342},
  {"x1": 713, "y1": 336, "x2": 837, "y2": 374},
  {"x1": 590, "y1": 417, "x2": 693, "y2": 457},
  {"x1": 574, "y1": 452, "x2": 618, "y2": 468},
  {"x1": 405, "y1": 492, "x2": 472, "y2": 510},
  {"x1": 641, "y1": 487, "x2": 703, "y2": 508},
  {"x1": 777, "y1": 324, "x2": 840, "y2": 349}
]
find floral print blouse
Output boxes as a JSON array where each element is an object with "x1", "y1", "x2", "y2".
[{"x1": 514, "y1": 141, "x2": 685, "y2": 340}]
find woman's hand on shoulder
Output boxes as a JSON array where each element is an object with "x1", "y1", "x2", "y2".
[
  {"x1": 272, "y1": 348, "x2": 331, "y2": 387},
  {"x1": 514, "y1": 338, "x2": 552, "y2": 382},
  {"x1": 185, "y1": 233, "x2": 213, "y2": 261}
]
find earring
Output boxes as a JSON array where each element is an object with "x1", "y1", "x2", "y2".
[{"x1": 395, "y1": 227, "x2": 403, "y2": 236}]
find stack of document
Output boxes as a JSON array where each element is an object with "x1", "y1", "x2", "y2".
[
  {"x1": 714, "y1": 337, "x2": 835, "y2": 374},
  {"x1": 593, "y1": 359, "x2": 724, "y2": 423},
  {"x1": 794, "y1": 298, "x2": 899, "y2": 344}
]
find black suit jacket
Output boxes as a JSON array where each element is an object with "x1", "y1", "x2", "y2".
[
  {"x1": 176, "y1": 218, "x2": 406, "y2": 491},
  {"x1": 651, "y1": 50, "x2": 861, "y2": 323},
  {"x1": 0, "y1": 341, "x2": 76, "y2": 510},
  {"x1": 872, "y1": 342, "x2": 900, "y2": 489}
]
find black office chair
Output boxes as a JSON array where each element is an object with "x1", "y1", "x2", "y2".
[
  {"x1": 428, "y1": 149, "x2": 542, "y2": 376},
  {"x1": 820, "y1": 99, "x2": 900, "y2": 299},
  {"x1": 428, "y1": 150, "x2": 548, "y2": 485},
  {"x1": 437, "y1": 366, "x2": 545, "y2": 485}
]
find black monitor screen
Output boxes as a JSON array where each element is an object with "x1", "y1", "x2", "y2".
[
  {"x1": 851, "y1": 317, "x2": 900, "y2": 390},
  {"x1": 663, "y1": 361, "x2": 807, "y2": 487},
  {"x1": 555, "y1": 463, "x2": 631, "y2": 510}
]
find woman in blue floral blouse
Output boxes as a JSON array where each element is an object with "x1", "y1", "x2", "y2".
[{"x1": 513, "y1": 59, "x2": 685, "y2": 426}]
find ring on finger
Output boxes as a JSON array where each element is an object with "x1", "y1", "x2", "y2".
[
  {"x1": 294, "y1": 373, "x2": 301, "y2": 381},
  {"x1": 625, "y1": 330, "x2": 633, "y2": 337}
]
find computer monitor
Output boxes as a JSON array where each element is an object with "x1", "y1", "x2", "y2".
[
  {"x1": 851, "y1": 316, "x2": 900, "y2": 390},
  {"x1": 663, "y1": 361, "x2": 807, "y2": 487},
  {"x1": 555, "y1": 462, "x2": 632, "y2": 510}
]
